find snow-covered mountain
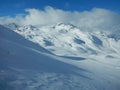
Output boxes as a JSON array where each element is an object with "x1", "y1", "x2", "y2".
[
  {"x1": 8, "y1": 23, "x2": 120, "y2": 57},
  {"x1": 0, "y1": 23, "x2": 120, "y2": 90}
]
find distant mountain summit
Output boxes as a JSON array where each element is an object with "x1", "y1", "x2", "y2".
[{"x1": 4, "y1": 23, "x2": 20, "y2": 30}]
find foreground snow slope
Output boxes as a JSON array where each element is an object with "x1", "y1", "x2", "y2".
[{"x1": 0, "y1": 24, "x2": 120, "y2": 90}]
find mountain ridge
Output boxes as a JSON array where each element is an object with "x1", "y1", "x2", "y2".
[{"x1": 4, "y1": 23, "x2": 119, "y2": 57}]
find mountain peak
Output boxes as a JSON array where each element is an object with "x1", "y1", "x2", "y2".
[
  {"x1": 52, "y1": 23, "x2": 79, "y2": 33},
  {"x1": 4, "y1": 23, "x2": 19, "y2": 30},
  {"x1": 56, "y1": 23, "x2": 77, "y2": 28}
]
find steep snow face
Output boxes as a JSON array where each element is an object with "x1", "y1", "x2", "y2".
[{"x1": 8, "y1": 23, "x2": 119, "y2": 57}]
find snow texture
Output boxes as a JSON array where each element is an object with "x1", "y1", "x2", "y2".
[{"x1": 0, "y1": 23, "x2": 120, "y2": 90}]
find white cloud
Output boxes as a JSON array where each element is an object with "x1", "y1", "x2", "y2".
[{"x1": 0, "y1": 6, "x2": 120, "y2": 31}]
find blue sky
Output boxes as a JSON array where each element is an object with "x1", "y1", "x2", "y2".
[{"x1": 0, "y1": 0, "x2": 120, "y2": 16}]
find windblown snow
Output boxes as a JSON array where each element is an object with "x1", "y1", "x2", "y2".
[{"x1": 0, "y1": 23, "x2": 120, "y2": 90}]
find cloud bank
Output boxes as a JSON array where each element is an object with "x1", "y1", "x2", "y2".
[{"x1": 0, "y1": 6, "x2": 120, "y2": 31}]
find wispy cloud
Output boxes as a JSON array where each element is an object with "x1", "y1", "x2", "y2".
[{"x1": 0, "y1": 6, "x2": 120, "y2": 31}]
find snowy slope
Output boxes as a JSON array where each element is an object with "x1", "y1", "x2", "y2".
[{"x1": 0, "y1": 24, "x2": 120, "y2": 90}]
